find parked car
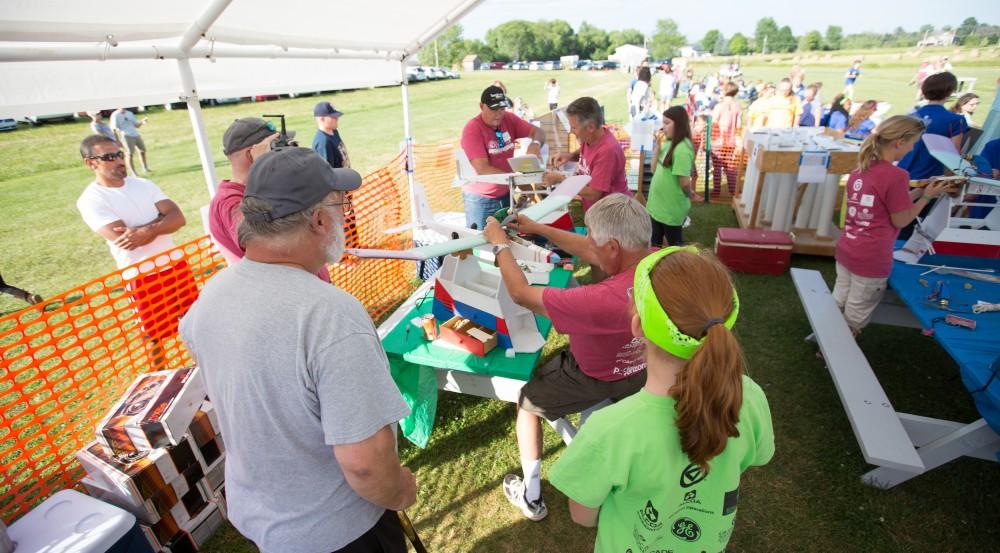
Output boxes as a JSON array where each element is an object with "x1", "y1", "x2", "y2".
[
  {"x1": 420, "y1": 67, "x2": 440, "y2": 80},
  {"x1": 590, "y1": 61, "x2": 605, "y2": 71},
  {"x1": 405, "y1": 66, "x2": 427, "y2": 82},
  {"x1": 509, "y1": 61, "x2": 527, "y2": 70},
  {"x1": 543, "y1": 60, "x2": 561, "y2": 70},
  {"x1": 0, "y1": 118, "x2": 17, "y2": 131},
  {"x1": 444, "y1": 68, "x2": 460, "y2": 79},
  {"x1": 489, "y1": 61, "x2": 506, "y2": 70},
  {"x1": 202, "y1": 97, "x2": 240, "y2": 107},
  {"x1": 575, "y1": 60, "x2": 592, "y2": 70},
  {"x1": 528, "y1": 61, "x2": 543, "y2": 71},
  {"x1": 24, "y1": 113, "x2": 77, "y2": 125},
  {"x1": 603, "y1": 60, "x2": 620, "y2": 70},
  {"x1": 428, "y1": 67, "x2": 447, "y2": 80}
]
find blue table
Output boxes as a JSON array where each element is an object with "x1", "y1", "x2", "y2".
[{"x1": 861, "y1": 251, "x2": 1000, "y2": 486}]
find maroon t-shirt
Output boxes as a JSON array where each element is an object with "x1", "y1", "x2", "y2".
[
  {"x1": 460, "y1": 111, "x2": 537, "y2": 198},
  {"x1": 209, "y1": 179, "x2": 245, "y2": 263},
  {"x1": 541, "y1": 267, "x2": 646, "y2": 381},
  {"x1": 836, "y1": 161, "x2": 914, "y2": 278},
  {"x1": 577, "y1": 128, "x2": 629, "y2": 210}
]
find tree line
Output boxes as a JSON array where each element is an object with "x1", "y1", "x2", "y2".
[{"x1": 420, "y1": 17, "x2": 999, "y2": 66}]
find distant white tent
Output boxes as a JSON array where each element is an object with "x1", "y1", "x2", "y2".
[
  {"x1": 609, "y1": 44, "x2": 648, "y2": 74},
  {"x1": 0, "y1": 0, "x2": 486, "y2": 200}
]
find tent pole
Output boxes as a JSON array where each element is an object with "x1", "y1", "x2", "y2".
[
  {"x1": 176, "y1": 58, "x2": 218, "y2": 198},
  {"x1": 400, "y1": 60, "x2": 416, "y2": 225}
]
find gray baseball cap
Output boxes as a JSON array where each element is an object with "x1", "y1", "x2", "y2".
[
  {"x1": 243, "y1": 147, "x2": 361, "y2": 222},
  {"x1": 222, "y1": 117, "x2": 295, "y2": 156}
]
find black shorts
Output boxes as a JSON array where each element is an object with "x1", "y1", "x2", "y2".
[
  {"x1": 331, "y1": 510, "x2": 407, "y2": 553},
  {"x1": 519, "y1": 351, "x2": 646, "y2": 421}
]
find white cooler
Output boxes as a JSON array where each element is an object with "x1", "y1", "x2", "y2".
[{"x1": 8, "y1": 489, "x2": 153, "y2": 553}]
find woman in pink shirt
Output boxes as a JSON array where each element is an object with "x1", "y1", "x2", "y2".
[{"x1": 834, "y1": 115, "x2": 951, "y2": 333}]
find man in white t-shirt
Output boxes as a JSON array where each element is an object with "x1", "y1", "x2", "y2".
[
  {"x1": 659, "y1": 66, "x2": 676, "y2": 111},
  {"x1": 76, "y1": 135, "x2": 185, "y2": 269}
]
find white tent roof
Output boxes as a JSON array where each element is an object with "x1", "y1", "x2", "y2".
[{"x1": 0, "y1": 0, "x2": 482, "y2": 118}]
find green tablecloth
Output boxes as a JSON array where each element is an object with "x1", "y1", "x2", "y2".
[{"x1": 382, "y1": 267, "x2": 572, "y2": 446}]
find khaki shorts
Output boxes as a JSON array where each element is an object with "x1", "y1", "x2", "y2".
[
  {"x1": 832, "y1": 262, "x2": 888, "y2": 331},
  {"x1": 519, "y1": 351, "x2": 646, "y2": 421},
  {"x1": 123, "y1": 134, "x2": 146, "y2": 153}
]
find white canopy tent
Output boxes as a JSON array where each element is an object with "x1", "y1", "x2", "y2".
[{"x1": 0, "y1": 0, "x2": 486, "y2": 199}]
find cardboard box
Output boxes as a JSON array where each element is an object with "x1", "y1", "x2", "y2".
[
  {"x1": 438, "y1": 316, "x2": 498, "y2": 357},
  {"x1": 83, "y1": 461, "x2": 207, "y2": 526},
  {"x1": 715, "y1": 228, "x2": 794, "y2": 275},
  {"x1": 97, "y1": 367, "x2": 206, "y2": 457},
  {"x1": 187, "y1": 406, "x2": 225, "y2": 472},
  {"x1": 161, "y1": 503, "x2": 225, "y2": 553},
  {"x1": 77, "y1": 439, "x2": 201, "y2": 503}
]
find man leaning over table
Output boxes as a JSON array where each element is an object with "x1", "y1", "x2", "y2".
[{"x1": 481, "y1": 193, "x2": 651, "y2": 521}]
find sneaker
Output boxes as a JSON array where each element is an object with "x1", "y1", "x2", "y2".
[{"x1": 502, "y1": 474, "x2": 548, "y2": 521}]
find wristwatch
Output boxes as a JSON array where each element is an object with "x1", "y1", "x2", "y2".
[
  {"x1": 531, "y1": 139, "x2": 542, "y2": 147},
  {"x1": 492, "y1": 243, "x2": 511, "y2": 256}
]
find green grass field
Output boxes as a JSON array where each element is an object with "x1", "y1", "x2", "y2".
[{"x1": 2, "y1": 46, "x2": 999, "y2": 552}]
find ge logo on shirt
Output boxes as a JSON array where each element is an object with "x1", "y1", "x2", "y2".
[
  {"x1": 679, "y1": 463, "x2": 706, "y2": 488},
  {"x1": 671, "y1": 517, "x2": 702, "y2": 542}
]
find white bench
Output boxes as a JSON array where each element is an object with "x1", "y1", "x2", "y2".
[
  {"x1": 792, "y1": 268, "x2": 1000, "y2": 488},
  {"x1": 791, "y1": 269, "x2": 925, "y2": 480}
]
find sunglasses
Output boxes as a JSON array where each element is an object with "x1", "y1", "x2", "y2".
[
  {"x1": 495, "y1": 130, "x2": 506, "y2": 149},
  {"x1": 87, "y1": 151, "x2": 125, "y2": 162}
]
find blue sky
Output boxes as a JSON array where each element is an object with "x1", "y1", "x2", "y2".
[{"x1": 457, "y1": 0, "x2": 999, "y2": 42}]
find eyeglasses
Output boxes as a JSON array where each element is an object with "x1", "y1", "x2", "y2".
[
  {"x1": 495, "y1": 130, "x2": 506, "y2": 149},
  {"x1": 322, "y1": 199, "x2": 353, "y2": 215},
  {"x1": 87, "y1": 151, "x2": 125, "y2": 162}
]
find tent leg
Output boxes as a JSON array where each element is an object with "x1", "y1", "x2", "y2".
[
  {"x1": 177, "y1": 58, "x2": 218, "y2": 198},
  {"x1": 400, "y1": 60, "x2": 416, "y2": 224}
]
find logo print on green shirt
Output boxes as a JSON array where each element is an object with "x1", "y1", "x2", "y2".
[
  {"x1": 679, "y1": 463, "x2": 706, "y2": 488},
  {"x1": 638, "y1": 499, "x2": 663, "y2": 531},
  {"x1": 670, "y1": 517, "x2": 702, "y2": 542}
]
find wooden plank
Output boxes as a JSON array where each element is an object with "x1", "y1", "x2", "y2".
[
  {"x1": 790, "y1": 268, "x2": 925, "y2": 473},
  {"x1": 747, "y1": 170, "x2": 766, "y2": 229}
]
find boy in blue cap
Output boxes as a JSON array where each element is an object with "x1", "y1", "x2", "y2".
[{"x1": 313, "y1": 101, "x2": 351, "y2": 169}]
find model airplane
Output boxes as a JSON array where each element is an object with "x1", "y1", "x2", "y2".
[
  {"x1": 347, "y1": 174, "x2": 590, "y2": 262},
  {"x1": 894, "y1": 135, "x2": 1000, "y2": 261}
]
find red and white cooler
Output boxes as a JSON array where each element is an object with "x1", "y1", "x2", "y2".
[{"x1": 715, "y1": 228, "x2": 794, "y2": 275}]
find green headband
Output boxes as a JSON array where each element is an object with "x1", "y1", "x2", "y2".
[{"x1": 633, "y1": 246, "x2": 740, "y2": 360}]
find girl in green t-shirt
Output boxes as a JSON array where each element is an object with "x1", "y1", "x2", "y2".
[
  {"x1": 646, "y1": 106, "x2": 695, "y2": 246},
  {"x1": 550, "y1": 248, "x2": 775, "y2": 553}
]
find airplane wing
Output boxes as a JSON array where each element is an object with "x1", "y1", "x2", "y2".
[
  {"x1": 348, "y1": 175, "x2": 589, "y2": 262},
  {"x1": 517, "y1": 174, "x2": 590, "y2": 221},
  {"x1": 348, "y1": 234, "x2": 487, "y2": 261},
  {"x1": 923, "y1": 134, "x2": 975, "y2": 176}
]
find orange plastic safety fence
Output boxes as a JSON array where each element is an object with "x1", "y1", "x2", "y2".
[
  {"x1": 702, "y1": 123, "x2": 748, "y2": 205},
  {"x1": 0, "y1": 238, "x2": 225, "y2": 522},
  {"x1": 411, "y1": 143, "x2": 464, "y2": 214},
  {"x1": 333, "y1": 151, "x2": 416, "y2": 323}
]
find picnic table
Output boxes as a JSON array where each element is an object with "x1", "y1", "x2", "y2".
[{"x1": 793, "y1": 248, "x2": 1000, "y2": 488}]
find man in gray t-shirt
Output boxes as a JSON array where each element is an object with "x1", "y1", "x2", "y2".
[{"x1": 180, "y1": 147, "x2": 415, "y2": 553}]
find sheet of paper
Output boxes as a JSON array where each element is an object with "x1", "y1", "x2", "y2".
[{"x1": 798, "y1": 151, "x2": 830, "y2": 184}]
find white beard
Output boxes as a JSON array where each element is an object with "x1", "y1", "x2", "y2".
[{"x1": 324, "y1": 221, "x2": 346, "y2": 264}]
